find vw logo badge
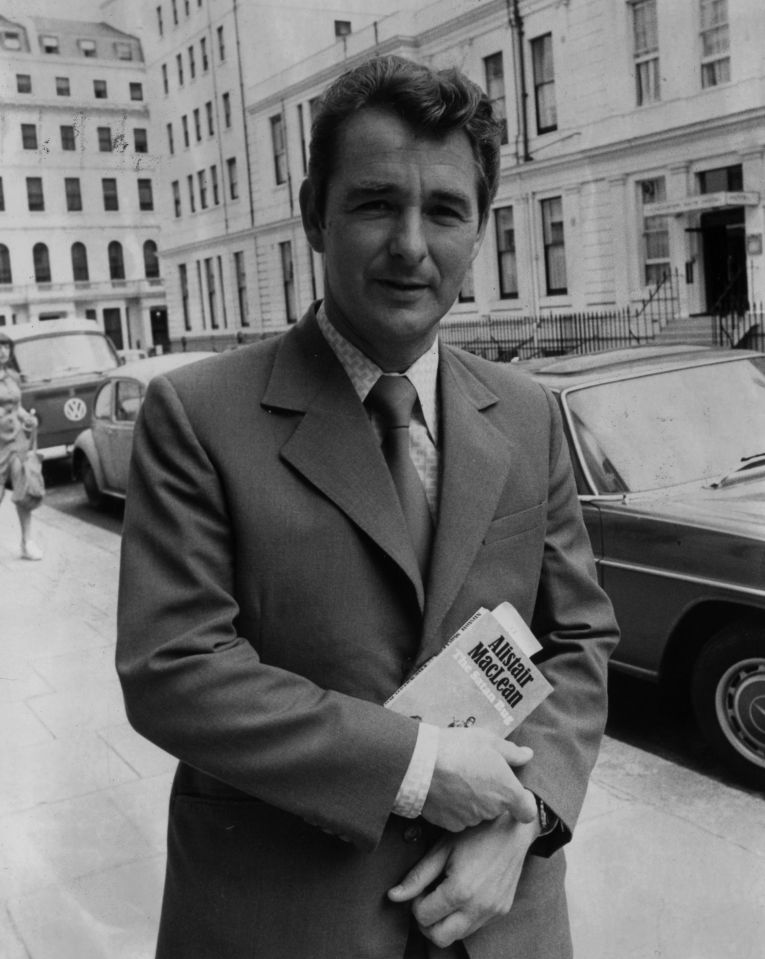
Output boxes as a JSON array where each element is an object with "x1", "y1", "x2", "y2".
[{"x1": 64, "y1": 397, "x2": 88, "y2": 422}]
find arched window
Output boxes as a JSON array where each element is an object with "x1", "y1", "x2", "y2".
[
  {"x1": 33, "y1": 242, "x2": 51, "y2": 283},
  {"x1": 71, "y1": 242, "x2": 89, "y2": 282},
  {"x1": 108, "y1": 240, "x2": 125, "y2": 280},
  {"x1": 0, "y1": 245, "x2": 12, "y2": 284},
  {"x1": 143, "y1": 239, "x2": 159, "y2": 279}
]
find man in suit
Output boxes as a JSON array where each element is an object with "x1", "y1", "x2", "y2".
[{"x1": 116, "y1": 55, "x2": 619, "y2": 958}]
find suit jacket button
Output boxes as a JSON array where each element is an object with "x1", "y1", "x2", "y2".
[{"x1": 403, "y1": 824, "x2": 422, "y2": 843}]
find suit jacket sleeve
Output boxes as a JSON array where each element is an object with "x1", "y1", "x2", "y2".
[
  {"x1": 512, "y1": 387, "x2": 619, "y2": 854},
  {"x1": 116, "y1": 373, "x2": 419, "y2": 852}
]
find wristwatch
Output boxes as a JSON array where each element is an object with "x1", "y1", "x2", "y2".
[{"x1": 535, "y1": 794, "x2": 558, "y2": 836}]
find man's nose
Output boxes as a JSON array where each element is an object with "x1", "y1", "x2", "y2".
[{"x1": 388, "y1": 211, "x2": 427, "y2": 264}]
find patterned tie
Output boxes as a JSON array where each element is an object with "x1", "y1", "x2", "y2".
[{"x1": 366, "y1": 375, "x2": 434, "y2": 577}]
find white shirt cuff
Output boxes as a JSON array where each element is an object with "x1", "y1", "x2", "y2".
[{"x1": 392, "y1": 722, "x2": 439, "y2": 819}]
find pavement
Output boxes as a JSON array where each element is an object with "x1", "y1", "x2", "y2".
[{"x1": 1, "y1": 497, "x2": 764, "y2": 959}]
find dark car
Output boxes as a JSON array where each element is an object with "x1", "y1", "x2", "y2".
[
  {"x1": 2, "y1": 319, "x2": 121, "y2": 460},
  {"x1": 521, "y1": 345, "x2": 765, "y2": 785},
  {"x1": 72, "y1": 352, "x2": 213, "y2": 505}
]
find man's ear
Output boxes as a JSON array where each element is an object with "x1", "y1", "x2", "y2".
[{"x1": 299, "y1": 179, "x2": 325, "y2": 254}]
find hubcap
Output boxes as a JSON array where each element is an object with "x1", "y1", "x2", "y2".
[{"x1": 715, "y1": 658, "x2": 765, "y2": 768}]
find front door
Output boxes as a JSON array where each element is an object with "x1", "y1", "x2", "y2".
[
  {"x1": 701, "y1": 208, "x2": 748, "y2": 314},
  {"x1": 150, "y1": 307, "x2": 170, "y2": 353}
]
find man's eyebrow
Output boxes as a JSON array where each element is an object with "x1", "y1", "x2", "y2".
[{"x1": 343, "y1": 181, "x2": 475, "y2": 209}]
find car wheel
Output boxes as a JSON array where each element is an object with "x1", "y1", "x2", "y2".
[
  {"x1": 82, "y1": 458, "x2": 104, "y2": 508},
  {"x1": 691, "y1": 621, "x2": 765, "y2": 787}
]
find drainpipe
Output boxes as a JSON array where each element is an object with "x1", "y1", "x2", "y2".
[
  {"x1": 508, "y1": 0, "x2": 532, "y2": 163},
  {"x1": 232, "y1": 0, "x2": 256, "y2": 230}
]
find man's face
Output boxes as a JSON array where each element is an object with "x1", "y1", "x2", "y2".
[{"x1": 301, "y1": 108, "x2": 485, "y2": 371}]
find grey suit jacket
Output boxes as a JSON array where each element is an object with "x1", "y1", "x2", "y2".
[{"x1": 116, "y1": 306, "x2": 619, "y2": 959}]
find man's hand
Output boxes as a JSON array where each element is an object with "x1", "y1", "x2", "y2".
[
  {"x1": 420, "y1": 728, "x2": 537, "y2": 831},
  {"x1": 388, "y1": 812, "x2": 540, "y2": 947}
]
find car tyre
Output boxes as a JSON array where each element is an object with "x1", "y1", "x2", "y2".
[
  {"x1": 691, "y1": 621, "x2": 765, "y2": 787},
  {"x1": 82, "y1": 458, "x2": 105, "y2": 509}
]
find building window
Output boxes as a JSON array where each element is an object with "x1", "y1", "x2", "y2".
[
  {"x1": 187, "y1": 174, "x2": 196, "y2": 213},
  {"x1": 79, "y1": 39, "x2": 97, "y2": 57},
  {"x1": 271, "y1": 115, "x2": 287, "y2": 185},
  {"x1": 171, "y1": 0, "x2": 178, "y2": 25},
  {"x1": 56, "y1": 76, "x2": 70, "y2": 96},
  {"x1": 206, "y1": 101, "x2": 214, "y2": 136},
  {"x1": 211, "y1": 165, "x2": 219, "y2": 205},
  {"x1": 698, "y1": 163, "x2": 742, "y2": 193},
  {"x1": 98, "y1": 126, "x2": 113, "y2": 152},
  {"x1": 196, "y1": 262, "x2": 206, "y2": 328},
  {"x1": 234, "y1": 251, "x2": 248, "y2": 325},
  {"x1": 33, "y1": 243, "x2": 51, "y2": 282},
  {"x1": 495, "y1": 206, "x2": 518, "y2": 299},
  {"x1": 205, "y1": 258, "x2": 218, "y2": 327},
  {"x1": 130, "y1": 82, "x2": 143, "y2": 101},
  {"x1": 2, "y1": 30, "x2": 23, "y2": 51},
  {"x1": 541, "y1": 197, "x2": 567, "y2": 295},
  {"x1": 193, "y1": 108, "x2": 201, "y2": 142},
  {"x1": 531, "y1": 33, "x2": 557, "y2": 134},
  {"x1": 102, "y1": 178, "x2": 119, "y2": 211},
  {"x1": 172, "y1": 180, "x2": 181, "y2": 217},
  {"x1": 22, "y1": 124, "x2": 38, "y2": 150},
  {"x1": 94, "y1": 79, "x2": 107, "y2": 98},
  {"x1": 483, "y1": 53, "x2": 508, "y2": 145},
  {"x1": 134, "y1": 128, "x2": 148, "y2": 153},
  {"x1": 0, "y1": 245, "x2": 12, "y2": 284},
  {"x1": 198, "y1": 170, "x2": 208, "y2": 209},
  {"x1": 700, "y1": 0, "x2": 730, "y2": 88},
  {"x1": 458, "y1": 268, "x2": 475, "y2": 303},
  {"x1": 184, "y1": 0, "x2": 190, "y2": 15},
  {"x1": 297, "y1": 103, "x2": 308, "y2": 173},
  {"x1": 41, "y1": 35, "x2": 59, "y2": 54},
  {"x1": 179, "y1": 263, "x2": 190, "y2": 330},
  {"x1": 167, "y1": 123, "x2": 174, "y2": 154},
  {"x1": 161, "y1": 63, "x2": 168, "y2": 94},
  {"x1": 108, "y1": 241, "x2": 125, "y2": 280},
  {"x1": 138, "y1": 179, "x2": 154, "y2": 211},
  {"x1": 61, "y1": 125, "x2": 76, "y2": 150},
  {"x1": 280, "y1": 241, "x2": 297, "y2": 323},
  {"x1": 16, "y1": 73, "x2": 32, "y2": 93},
  {"x1": 27, "y1": 177, "x2": 44, "y2": 211},
  {"x1": 227, "y1": 157, "x2": 238, "y2": 199},
  {"x1": 639, "y1": 178, "x2": 670, "y2": 286},
  {"x1": 182, "y1": 115, "x2": 190, "y2": 148},
  {"x1": 65, "y1": 177, "x2": 83, "y2": 212},
  {"x1": 144, "y1": 240, "x2": 160, "y2": 279},
  {"x1": 177, "y1": 53, "x2": 184, "y2": 86},
  {"x1": 632, "y1": 0, "x2": 660, "y2": 105},
  {"x1": 200, "y1": 36, "x2": 208, "y2": 71},
  {"x1": 103, "y1": 308, "x2": 123, "y2": 350},
  {"x1": 0, "y1": 177, "x2": 4, "y2": 211},
  {"x1": 217, "y1": 25, "x2": 225, "y2": 61},
  {"x1": 115, "y1": 41, "x2": 133, "y2": 60},
  {"x1": 157, "y1": 4, "x2": 163, "y2": 36},
  {"x1": 222, "y1": 91, "x2": 231, "y2": 128},
  {"x1": 71, "y1": 242, "x2": 89, "y2": 281},
  {"x1": 188, "y1": 45, "x2": 196, "y2": 79}
]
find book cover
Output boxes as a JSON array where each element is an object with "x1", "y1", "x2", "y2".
[{"x1": 385, "y1": 603, "x2": 552, "y2": 734}]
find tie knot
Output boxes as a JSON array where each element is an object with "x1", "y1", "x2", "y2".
[{"x1": 366, "y1": 375, "x2": 418, "y2": 429}]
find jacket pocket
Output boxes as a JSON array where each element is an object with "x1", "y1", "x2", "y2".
[{"x1": 483, "y1": 501, "x2": 545, "y2": 545}]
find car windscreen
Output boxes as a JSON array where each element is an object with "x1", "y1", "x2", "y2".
[
  {"x1": 13, "y1": 333, "x2": 119, "y2": 382},
  {"x1": 564, "y1": 356, "x2": 765, "y2": 493}
]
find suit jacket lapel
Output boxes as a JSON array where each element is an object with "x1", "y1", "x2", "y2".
[
  {"x1": 420, "y1": 348, "x2": 515, "y2": 656},
  {"x1": 262, "y1": 310, "x2": 426, "y2": 609}
]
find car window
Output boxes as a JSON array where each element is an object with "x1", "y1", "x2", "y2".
[
  {"x1": 115, "y1": 380, "x2": 143, "y2": 422},
  {"x1": 13, "y1": 332, "x2": 118, "y2": 381},
  {"x1": 93, "y1": 381, "x2": 114, "y2": 420},
  {"x1": 563, "y1": 356, "x2": 765, "y2": 492}
]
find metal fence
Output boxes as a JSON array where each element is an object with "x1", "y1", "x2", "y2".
[{"x1": 715, "y1": 303, "x2": 765, "y2": 352}]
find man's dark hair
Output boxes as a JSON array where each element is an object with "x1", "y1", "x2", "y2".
[{"x1": 307, "y1": 55, "x2": 502, "y2": 223}]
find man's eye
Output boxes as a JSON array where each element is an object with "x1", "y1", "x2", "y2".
[
  {"x1": 356, "y1": 200, "x2": 391, "y2": 212},
  {"x1": 431, "y1": 206, "x2": 464, "y2": 221}
]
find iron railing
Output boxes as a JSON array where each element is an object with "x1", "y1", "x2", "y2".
[{"x1": 716, "y1": 304, "x2": 765, "y2": 352}]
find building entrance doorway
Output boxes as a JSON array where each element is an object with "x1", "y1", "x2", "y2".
[
  {"x1": 150, "y1": 307, "x2": 169, "y2": 353},
  {"x1": 701, "y1": 207, "x2": 748, "y2": 314}
]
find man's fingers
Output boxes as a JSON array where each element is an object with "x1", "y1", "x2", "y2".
[
  {"x1": 497, "y1": 741, "x2": 534, "y2": 766},
  {"x1": 388, "y1": 843, "x2": 449, "y2": 903}
]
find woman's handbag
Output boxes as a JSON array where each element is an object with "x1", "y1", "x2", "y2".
[{"x1": 14, "y1": 428, "x2": 45, "y2": 511}]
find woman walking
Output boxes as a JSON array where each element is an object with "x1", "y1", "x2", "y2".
[{"x1": 0, "y1": 332, "x2": 43, "y2": 560}]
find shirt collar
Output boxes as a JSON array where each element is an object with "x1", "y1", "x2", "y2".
[{"x1": 315, "y1": 303, "x2": 439, "y2": 442}]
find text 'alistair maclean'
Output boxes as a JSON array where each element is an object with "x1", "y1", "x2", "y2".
[{"x1": 466, "y1": 635, "x2": 536, "y2": 708}]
